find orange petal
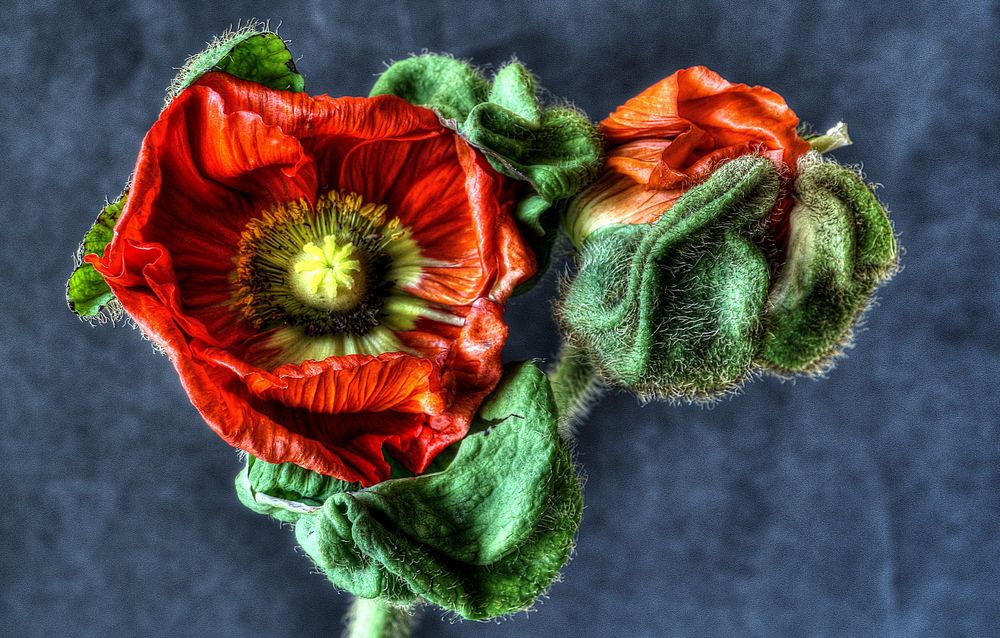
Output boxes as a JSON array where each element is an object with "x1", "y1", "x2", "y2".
[
  {"x1": 565, "y1": 170, "x2": 685, "y2": 245},
  {"x1": 92, "y1": 73, "x2": 531, "y2": 485},
  {"x1": 603, "y1": 66, "x2": 810, "y2": 173}
]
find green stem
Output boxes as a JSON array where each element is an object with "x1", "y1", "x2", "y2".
[
  {"x1": 548, "y1": 342, "x2": 601, "y2": 436},
  {"x1": 345, "y1": 596, "x2": 415, "y2": 638}
]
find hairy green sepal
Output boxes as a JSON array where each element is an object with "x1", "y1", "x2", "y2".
[
  {"x1": 758, "y1": 160, "x2": 898, "y2": 373},
  {"x1": 169, "y1": 25, "x2": 304, "y2": 101},
  {"x1": 370, "y1": 55, "x2": 602, "y2": 235},
  {"x1": 558, "y1": 156, "x2": 780, "y2": 400},
  {"x1": 66, "y1": 194, "x2": 127, "y2": 320},
  {"x1": 235, "y1": 455, "x2": 358, "y2": 524},
  {"x1": 238, "y1": 362, "x2": 582, "y2": 619}
]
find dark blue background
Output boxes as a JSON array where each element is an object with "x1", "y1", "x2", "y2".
[{"x1": 3, "y1": 1, "x2": 998, "y2": 635}]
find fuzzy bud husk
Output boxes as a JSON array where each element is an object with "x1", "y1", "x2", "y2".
[
  {"x1": 558, "y1": 153, "x2": 899, "y2": 401},
  {"x1": 757, "y1": 155, "x2": 898, "y2": 373},
  {"x1": 557, "y1": 156, "x2": 779, "y2": 401}
]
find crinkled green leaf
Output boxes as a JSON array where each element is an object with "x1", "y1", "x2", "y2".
[
  {"x1": 278, "y1": 362, "x2": 581, "y2": 619},
  {"x1": 465, "y1": 102, "x2": 602, "y2": 222},
  {"x1": 558, "y1": 156, "x2": 779, "y2": 401},
  {"x1": 370, "y1": 55, "x2": 488, "y2": 122},
  {"x1": 371, "y1": 54, "x2": 601, "y2": 232},
  {"x1": 168, "y1": 25, "x2": 304, "y2": 102},
  {"x1": 758, "y1": 160, "x2": 898, "y2": 373},
  {"x1": 372, "y1": 55, "x2": 601, "y2": 295},
  {"x1": 66, "y1": 194, "x2": 126, "y2": 319},
  {"x1": 488, "y1": 63, "x2": 541, "y2": 124}
]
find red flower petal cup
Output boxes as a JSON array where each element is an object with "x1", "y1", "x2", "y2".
[{"x1": 89, "y1": 72, "x2": 535, "y2": 486}]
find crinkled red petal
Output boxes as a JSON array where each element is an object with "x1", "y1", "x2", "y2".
[{"x1": 385, "y1": 298, "x2": 507, "y2": 475}]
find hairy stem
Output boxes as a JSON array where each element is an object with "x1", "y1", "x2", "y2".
[
  {"x1": 548, "y1": 342, "x2": 601, "y2": 437},
  {"x1": 345, "y1": 596, "x2": 415, "y2": 638}
]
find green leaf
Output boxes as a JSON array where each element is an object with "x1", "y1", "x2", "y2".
[
  {"x1": 510, "y1": 196, "x2": 560, "y2": 295},
  {"x1": 282, "y1": 362, "x2": 582, "y2": 619},
  {"x1": 758, "y1": 160, "x2": 898, "y2": 373},
  {"x1": 168, "y1": 25, "x2": 304, "y2": 102},
  {"x1": 557, "y1": 156, "x2": 779, "y2": 401},
  {"x1": 464, "y1": 103, "x2": 603, "y2": 208},
  {"x1": 66, "y1": 194, "x2": 126, "y2": 319}
]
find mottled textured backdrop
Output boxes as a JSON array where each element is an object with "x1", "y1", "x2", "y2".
[{"x1": 2, "y1": 1, "x2": 997, "y2": 636}]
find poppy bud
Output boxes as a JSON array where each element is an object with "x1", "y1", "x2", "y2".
[
  {"x1": 558, "y1": 155, "x2": 779, "y2": 400},
  {"x1": 558, "y1": 154, "x2": 898, "y2": 401}
]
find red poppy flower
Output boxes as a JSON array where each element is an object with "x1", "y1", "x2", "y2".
[
  {"x1": 567, "y1": 66, "x2": 811, "y2": 246},
  {"x1": 88, "y1": 72, "x2": 535, "y2": 486}
]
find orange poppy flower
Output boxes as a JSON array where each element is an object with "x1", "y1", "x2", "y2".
[
  {"x1": 567, "y1": 66, "x2": 811, "y2": 246},
  {"x1": 88, "y1": 72, "x2": 535, "y2": 486}
]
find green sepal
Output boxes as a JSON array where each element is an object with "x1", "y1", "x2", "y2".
[
  {"x1": 235, "y1": 455, "x2": 358, "y2": 524},
  {"x1": 369, "y1": 55, "x2": 489, "y2": 122},
  {"x1": 558, "y1": 156, "x2": 779, "y2": 401},
  {"x1": 489, "y1": 63, "x2": 541, "y2": 124},
  {"x1": 464, "y1": 103, "x2": 601, "y2": 211},
  {"x1": 251, "y1": 362, "x2": 582, "y2": 619},
  {"x1": 370, "y1": 54, "x2": 602, "y2": 235},
  {"x1": 168, "y1": 24, "x2": 304, "y2": 103},
  {"x1": 758, "y1": 159, "x2": 898, "y2": 373},
  {"x1": 510, "y1": 196, "x2": 562, "y2": 295},
  {"x1": 66, "y1": 193, "x2": 127, "y2": 320}
]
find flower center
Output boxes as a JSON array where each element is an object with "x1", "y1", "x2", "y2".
[
  {"x1": 235, "y1": 192, "x2": 406, "y2": 337},
  {"x1": 290, "y1": 236, "x2": 364, "y2": 312}
]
